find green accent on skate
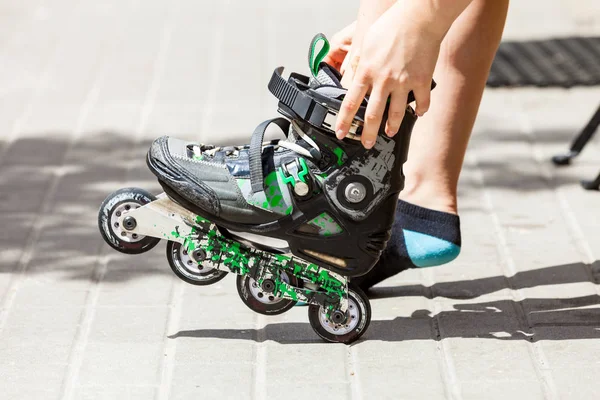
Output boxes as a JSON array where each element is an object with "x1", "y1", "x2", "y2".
[
  {"x1": 315, "y1": 172, "x2": 328, "y2": 185},
  {"x1": 279, "y1": 168, "x2": 296, "y2": 187},
  {"x1": 309, "y1": 33, "x2": 330, "y2": 77},
  {"x1": 236, "y1": 179, "x2": 246, "y2": 192},
  {"x1": 333, "y1": 147, "x2": 346, "y2": 166},
  {"x1": 273, "y1": 253, "x2": 289, "y2": 263},
  {"x1": 307, "y1": 212, "x2": 343, "y2": 236},
  {"x1": 297, "y1": 158, "x2": 309, "y2": 183},
  {"x1": 170, "y1": 228, "x2": 184, "y2": 243},
  {"x1": 183, "y1": 235, "x2": 197, "y2": 254},
  {"x1": 317, "y1": 140, "x2": 347, "y2": 168},
  {"x1": 236, "y1": 176, "x2": 292, "y2": 216},
  {"x1": 187, "y1": 216, "x2": 347, "y2": 305},
  {"x1": 276, "y1": 280, "x2": 298, "y2": 301},
  {"x1": 279, "y1": 158, "x2": 309, "y2": 187},
  {"x1": 222, "y1": 241, "x2": 250, "y2": 274},
  {"x1": 263, "y1": 171, "x2": 289, "y2": 214},
  {"x1": 193, "y1": 155, "x2": 204, "y2": 161},
  {"x1": 196, "y1": 225, "x2": 251, "y2": 275},
  {"x1": 169, "y1": 225, "x2": 199, "y2": 254}
]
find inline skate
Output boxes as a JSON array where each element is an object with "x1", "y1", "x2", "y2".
[{"x1": 98, "y1": 35, "x2": 418, "y2": 343}]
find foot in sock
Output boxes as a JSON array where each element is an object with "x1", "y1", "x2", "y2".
[{"x1": 353, "y1": 199, "x2": 461, "y2": 292}]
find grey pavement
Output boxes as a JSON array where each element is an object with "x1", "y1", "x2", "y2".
[{"x1": 1, "y1": 1, "x2": 600, "y2": 399}]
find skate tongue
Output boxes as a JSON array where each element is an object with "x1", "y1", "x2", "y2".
[
  {"x1": 314, "y1": 62, "x2": 343, "y2": 87},
  {"x1": 308, "y1": 33, "x2": 343, "y2": 88}
]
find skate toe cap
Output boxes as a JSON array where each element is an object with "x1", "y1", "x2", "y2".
[
  {"x1": 148, "y1": 136, "x2": 190, "y2": 162},
  {"x1": 148, "y1": 135, "x2": 171, "y2": 165},
  {"x1": 147, "y1": 136, "x2": 226, "y2": 218}
]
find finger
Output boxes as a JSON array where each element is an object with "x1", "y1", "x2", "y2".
[
  {"x1": 385, "y1": 90, "x2": 408, "y2": 137},
  {"x1": 340, "y1": 55, "x2": 349, "y2": 75},
  {"x1": 323, "y1": 49, "x2": 346, "y2": 70},
  {"x1": 325, "y1": 22, "x2": 356, "y2": 69},
  {"x1": 333, "y1": 21, "x2": 357, "y2": 47},
  {"x1": 335, "y1": 73, "x2": 370, "y2": 139},
  {"x1": 412, "y1": 83, "x2": 432, "y2": 117},
  {"x1": 361, "y1": 84, "x2": 389, "y2": 149},
  {"x1": 340, "y1": 21, "x2": 357, "y2": 43},
  {"x1": 340, "y1": 51, "x2": 358, "y2": 80}
]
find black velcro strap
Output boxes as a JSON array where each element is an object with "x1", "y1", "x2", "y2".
[
  {"x1": 268, "y1": 67, "x2": 302, "y2": 111},
  {"x1": 249, "y1": 117, "x2": 290, "y2": 193},
  {"x1": 268, "y1": 67, "x2": 329, "y2": 128},
  {"x1": 268, "y1": 67, "x2": 434, "y2": 133}
]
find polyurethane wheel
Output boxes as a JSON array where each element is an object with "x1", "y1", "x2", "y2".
[
  {"x1": 236, "y1": 273, "x2": 298, "y2": 315},
  {"x1": 98, "y1": 187, "x2": 160, "y2": 254},
  {"x1": 166, "y1": 240, "x2": 228, "y2": 285},
  {"x1": 308, "y1": 285, "x2": 371, "y2": 344}
]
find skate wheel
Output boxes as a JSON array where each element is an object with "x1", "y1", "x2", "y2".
[
  {"x1": 308, "y1": 285, "x2": 371, "y2": 344},
  {"x1": 166, "y1": 241, "x2": 227, "y2": 285},
  {"x1": 98, "y1": 187, "x2": 160, "y2": 254},
  {"x1": 236, "y1": 273, "x2": 298, "y2": 316}
]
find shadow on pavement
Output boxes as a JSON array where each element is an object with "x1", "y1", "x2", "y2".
[
  {"x1": 368, "y1": 261, "x2": 600, "y2": 300},
  {"x1": 0, "y1": 131, "x2": 165, "y2": 281},
  {"x1": 0, "y1": 126, "x2": 596, "y2": 286},
  {"x1": 169, "y1": 261, "x2": 600, "y2": 343},
  {"x1": 2, "y1": 134, "x2": 599, "y2": 340},
  {"x1": 0, "y1": 127, "x2": 592, "y2": 282}
]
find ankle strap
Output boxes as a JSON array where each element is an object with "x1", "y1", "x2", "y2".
[{"x1": 268, "y1": 67, "x2": 363, "y2": 137}]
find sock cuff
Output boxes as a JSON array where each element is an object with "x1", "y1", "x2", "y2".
[{"x1": 396, "y1": 199, "x2": 460, "y2": 225}]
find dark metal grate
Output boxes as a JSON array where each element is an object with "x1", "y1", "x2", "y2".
[{"x1": 487, "y1": 36, "x2": 600, "y2": 88}]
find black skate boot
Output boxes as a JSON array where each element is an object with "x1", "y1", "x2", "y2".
[{"x1": 98, "y1": 35, "x2": 421, "y2": 343}]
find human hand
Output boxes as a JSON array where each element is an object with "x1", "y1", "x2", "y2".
[
  {"x1": 335, "y1": 3, "x2": 443, "y2": 149},
  {"x1": 323, "y1": 21, "x2": 356, "y2": 74}
]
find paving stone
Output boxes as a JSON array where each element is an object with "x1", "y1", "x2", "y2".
[
  {"x1": 169, "y1": 363, "x2": 254, "y2": 400},
  {"x1": 72, "y1": 386, "x2": 157, "y2": 400},
  {"x1": 460, "y1": 380, "x2": 545, "y2": 400},
  {"x1": 78, "y1": 343, "x2": 164, "y2": 386}
]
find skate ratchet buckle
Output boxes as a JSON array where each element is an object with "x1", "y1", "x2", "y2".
[{"x1": 267, "y1": 66, "x2": 364, "y2": 140}]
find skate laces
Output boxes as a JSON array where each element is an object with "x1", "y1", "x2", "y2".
[
  {"x1": 190, "y1": 120, "x2": 321, "y2": 162},
  {"x1": 189, "y1": 118, "x2": 322, "y2": 193},
  {"x1": 191, "y1": 144, "x2": 246, "y2": 159},
  {"x1": 279, "y1": 120, "x2": 321, "y2": 160}
]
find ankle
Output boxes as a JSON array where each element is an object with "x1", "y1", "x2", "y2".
[{"x1": 400, "y1": 181, "x2": 458, "y2": 215}]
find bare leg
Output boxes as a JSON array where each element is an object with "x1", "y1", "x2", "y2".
[
  {"x1": 342, "y1": 0, "x2": 509, "y2": 290},
  {"x1": 342, "y1": 0, "x2": 509, "y2": 214},
  {"x1": 400, "y1": 0, "x2": 509, "y2": 214}
]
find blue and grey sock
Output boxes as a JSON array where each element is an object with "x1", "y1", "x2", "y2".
[{"x1": 353, "y1": 199, "x2": 461, "y2": 291}]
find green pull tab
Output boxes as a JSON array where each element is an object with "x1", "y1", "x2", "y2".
[{"x1": 308, "y1": 33, "x2": 330, "y2": 77}]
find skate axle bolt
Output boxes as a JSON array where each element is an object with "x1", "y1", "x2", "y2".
[
  {"x1": 344, "y1": 182, "x2": 366, "y2": 203},
  {"x1": 190, "y1": 248, "x2": 207, "y2": 263},
  {"x1": 331, "y1": 310, "x2": 347, "y2": 324},
  {"x1": 122, "y1": 216, "x2": 137, "y2": 231},
  {"x1": 294, "y1": 182, "x2": 310, "y2": 197},
  {"x1": 261, "y1": 279, "x2": 276, "y2": 293}
]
